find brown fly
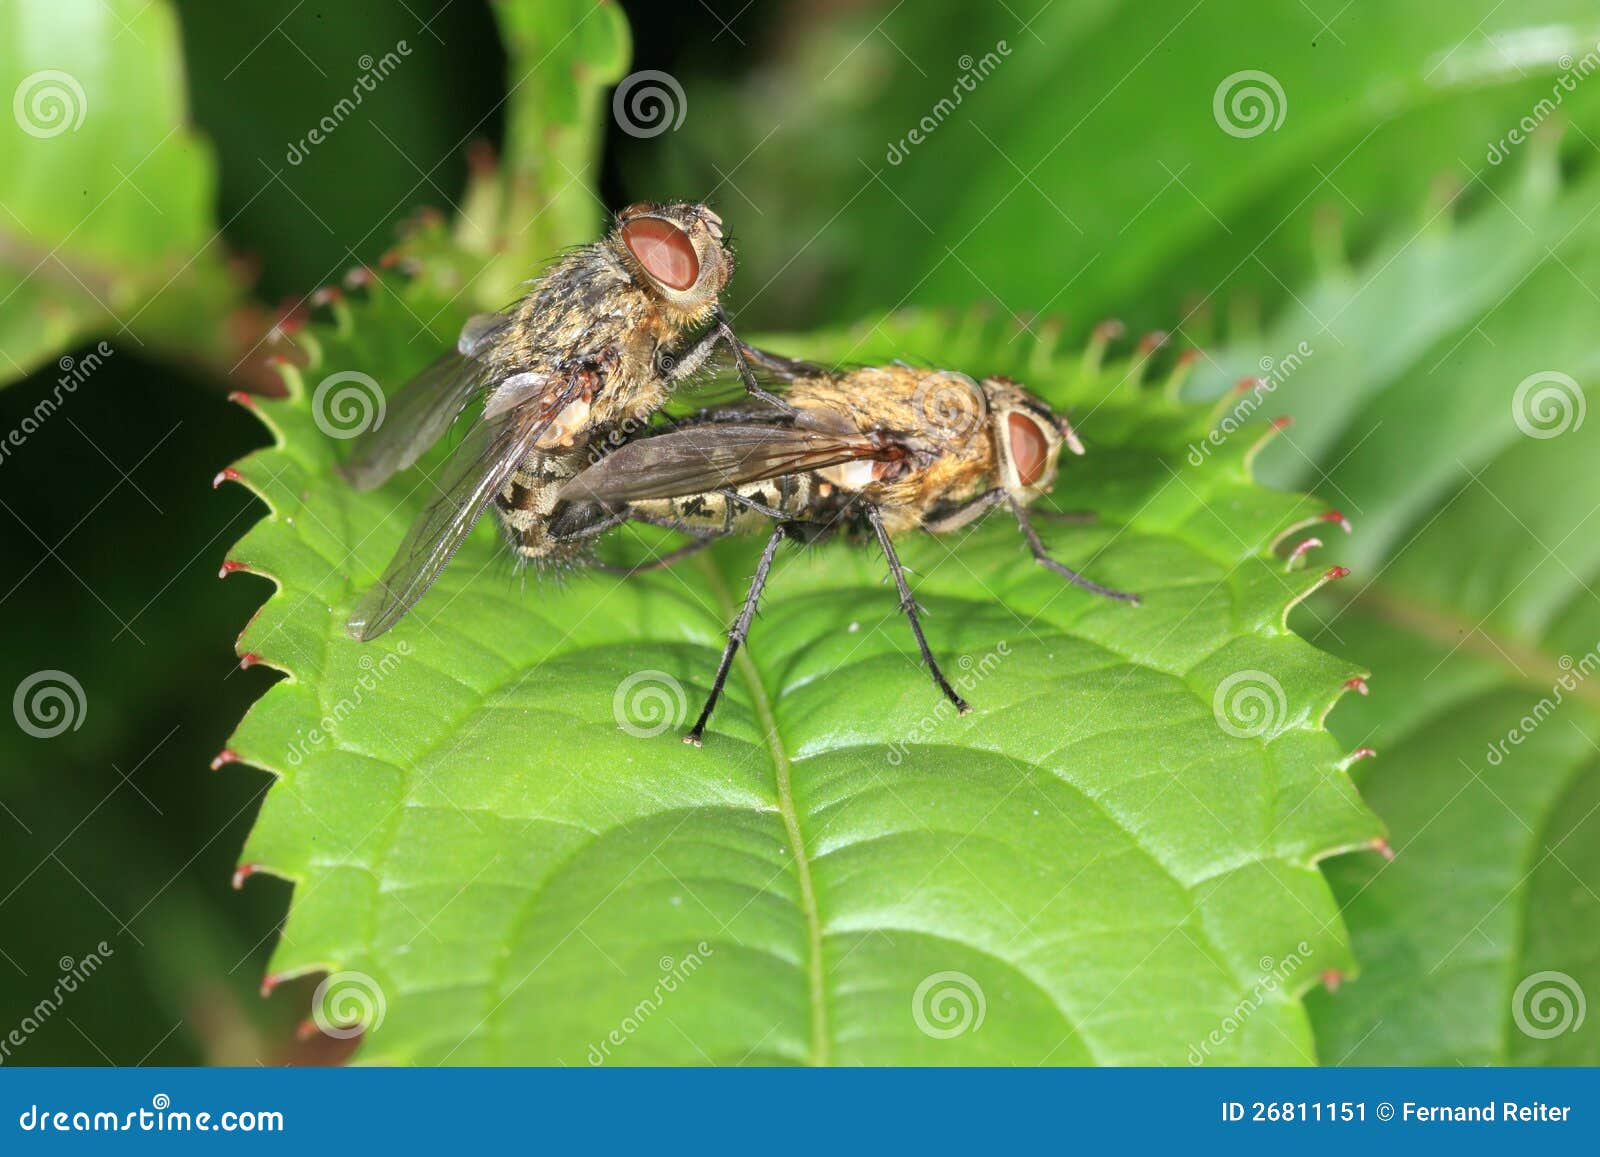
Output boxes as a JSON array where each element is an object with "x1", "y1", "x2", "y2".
[
  {"x1": 340, "y1": 201, "x2": 786, "y2": 640},
  {"x1": 554, "y1": 355, "x2": 1139, "y2": 743}
]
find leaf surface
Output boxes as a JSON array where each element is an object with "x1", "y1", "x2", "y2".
[{"x1": 222, "y1": 293, "x2": 1380, "y2": 1064}]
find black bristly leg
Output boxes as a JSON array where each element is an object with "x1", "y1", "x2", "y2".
[
  {"x1": 867, "y1": 504, "x2": 970, "y2": 714},
  {"x1": 714, "y1": 306, "x2": 793, "y2": 412},
  {"x1": 685, "y1": 523, "x2": 787, "y2": 747},
  {"x1": 1010, "y1": 499, "x2": 1141, "y2": 605}
]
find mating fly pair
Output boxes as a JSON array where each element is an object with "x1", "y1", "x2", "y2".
[
  {"x1": 341, "y1": 202, "x2": 1138, "y2": 743},
  {"x1": 554, "y1": 354, "x2": 1140, "y2": 743}
]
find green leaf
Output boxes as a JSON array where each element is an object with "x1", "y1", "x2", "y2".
[
  {"x1": 651, "y1": 0, "x2": 1600, "y2": 334},
  {"x1": 1190, "y1": 138, "x2": 1600, "y2": 1064},
  {"x1": 0, "y1": 0, "x2": 241, "y2": 381},
  {"x1": 220, "y1": 289, "x2": 1379, "y2": 1064}
]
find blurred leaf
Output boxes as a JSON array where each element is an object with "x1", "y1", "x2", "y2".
[
  {"x1": 1188, "y1": 133, "x2": 1600, "y2": 1063},
  {"x1": 0, "y1": 0, "x2": 243, "y2": 383},
  {"x1": 647, "y1": 0, "x2": 1600, "y2": 335},
  {"x1": 218, "y1": 287, "x2": 1378, "y2": 1063}
]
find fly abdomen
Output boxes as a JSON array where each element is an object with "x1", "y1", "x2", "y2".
[{"x1": 633, "y1": 472, "x2": 816, "y2": 534}]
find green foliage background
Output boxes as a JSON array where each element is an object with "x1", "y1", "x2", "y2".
[{"x1": 0, "y1": 0, "x2": 1595, "y2": 1065}]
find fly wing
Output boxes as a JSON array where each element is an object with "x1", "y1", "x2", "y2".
[
  {"x1": 557, "y1": 421, "x2": 893, "y2": 505},
  {"x1": 338, "y1": 313, "x2": 513, "y2": 491},
  {"x1": 345, "y1": 379, "x2": 584, "y2": 642}
]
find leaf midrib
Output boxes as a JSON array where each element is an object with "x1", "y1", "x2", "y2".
[{"x1": 696, "y1": 556, "x2": 830, "y2": 1065}]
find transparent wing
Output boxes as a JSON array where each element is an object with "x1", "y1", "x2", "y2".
[
  {"x1": 338, "y1": 314, "x2": 512, "y2": 490},
  {"x1": 558, "y1": 421, "x2": 894, "y2": 505},
  {"x1": 346, "y1": 368, "x2": 588, "y2": 641}
]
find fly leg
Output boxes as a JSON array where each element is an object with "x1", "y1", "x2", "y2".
[
  {"x1": 660, "y1": 310, "x2": 794, "y2": 413},
  {"x1": 1010, "y1": 499, "x2": 1140, "y2": 604},
  {"x1": 867, "y1": 504, "x2": 970, "y2": 714},
  {"x1": 686, "y1": 523, "x2": 787, "y2": 746}
]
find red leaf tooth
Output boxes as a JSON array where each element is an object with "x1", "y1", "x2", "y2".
[
  {"x1": 260, "y1": 973, "x2": 284, "y2": 998},
  {"x1": 1321, "y1": 969, "x2": 1343, "y2": 993},
  {"x1": 1344, "y1": 677, "x2": 1369, "y2": 696},
  {"x1": 239, "y1": 652, "x2": 263, "y2": 670},
  {"x1": 232, "y1": 863, "x2": 260, "y2": 891},
  {"x1": 219, "y1": 560, "x2": 247, "y2": 579},
  {"x1": 310, "y1": 286, "x2": 343, "y2": 308},
  {"x1": 1285, "y1": 537, "x2": 1322, "y2": 570},
  {"x1": 1282, "y1": 565, "x2": 1352, "y2": 627},
  {"x1": 1370, "y1": 837, "x2": 1396, "y2": 862},
  {"x1": 344, "y1": 265, "x2": 376, "y2": 289},
  {"x1": 213, "y1": 467, "x2": 243, "y2": 489},
  {"x1": 1137, "y1": 330, "x2": 1169, "y2": 355},
  {"x1": 1270, "y1": 415, "x2": 1293, "y2": 430},
  {"x1": 209, "y1": 749, "x2": 239, "y2": 771},
  {"x1": 227, "y1": 390, "x2": 257, "y2": 409},
  {"x1": 1323, "y1": 510, "x2": 1353, "y2": 534},
  {"x1": 1338, "y1": 746, "x2": 1377, "y2": 771}
]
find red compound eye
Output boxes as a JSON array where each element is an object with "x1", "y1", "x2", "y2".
[
  {"x1": 1008, "y1": 412, "x2": 1051, "y2": 487},
  {"x1": 622, "y1": 216, "x2": 700, "y2": 291}
]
